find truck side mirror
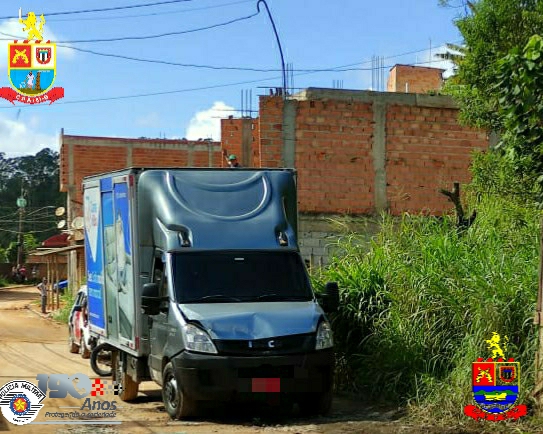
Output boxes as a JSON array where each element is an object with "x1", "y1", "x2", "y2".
[
  {"x1": 320, "y1": 282, "x2": 339, "y2": 313},
  {"x1": 141, "y1": 283, "x2": 160, "y2": 315}
]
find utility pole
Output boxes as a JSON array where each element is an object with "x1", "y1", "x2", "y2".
[{"x1": 16, "y1": 185, "x2": 26, "y2": 266}]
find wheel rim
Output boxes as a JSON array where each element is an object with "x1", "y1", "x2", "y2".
[{"x1": 165, "y1": 374, "x2": 179, "y2": 410}]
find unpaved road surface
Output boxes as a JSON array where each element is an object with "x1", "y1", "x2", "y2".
[{"x1": 0, "y1": 285, "x2": 470, "y2": 434}]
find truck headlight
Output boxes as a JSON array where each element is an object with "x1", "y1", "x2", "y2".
[
  {"x1": 184, "y1": 324, "x2": 218, "y2": 354},
  {"x1": 315, "y1": 321, "x2": 334, "y2": 350}
]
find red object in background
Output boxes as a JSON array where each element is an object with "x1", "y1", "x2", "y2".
[
  {"x1": 42, "y1": 233, "x2": 69, "y2": 248},
  {"x1": 252, "y1": 378, "x2": 280, "y2": 393}
]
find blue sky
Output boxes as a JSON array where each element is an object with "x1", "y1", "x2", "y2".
[{"x1": 0, "y1": 0, "x2": 463, "y2": 157}]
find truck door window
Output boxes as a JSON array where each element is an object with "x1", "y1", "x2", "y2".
[{"x1": 152, "y1": 256, "x2": 168, "y2": 298}]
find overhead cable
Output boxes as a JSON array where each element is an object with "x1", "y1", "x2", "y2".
[{"x1": 0, "y1": 0, "x2": 192, "y2": 20}]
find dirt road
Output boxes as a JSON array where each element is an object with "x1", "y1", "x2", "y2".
[{"x1": 0, "y1": 285, "x2": 468, "y2": 434}]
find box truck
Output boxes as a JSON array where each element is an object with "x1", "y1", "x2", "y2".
[{"x1": 83, "y1": 168, "x2": 339, "y2": 419}]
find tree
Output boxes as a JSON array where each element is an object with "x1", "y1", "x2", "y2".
[
  {"x1": 495, "y1": 35, "x2": 543, "y2": 203},
  {"x1": 0, "y1": 148, "x2": 65, "y2": 251},
  {"x1": 440, "y1": 0, "x2": 543, "y2": 131},
  {"x1": 439, "y1": 0, "x2": 543, "y2": 201}
]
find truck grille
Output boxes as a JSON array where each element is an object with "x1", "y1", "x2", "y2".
[{"x1": 214, "y1": 334, "x2": 314, "y2": 356}]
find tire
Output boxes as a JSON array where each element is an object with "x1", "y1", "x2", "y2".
[
  {"x1": 298, "y1": 391, "x2": 333, "y2": 416},
  {"x1": 113, "y1": 352, "x2": 139, "y2": 401},
  {"x1": 162, "y1": 362, "x2": 197, "y2": 419},
  {"x1": 80, "y1": 334, "x2": 91, "y2": 359},
  {"x1": 90, "y1": 343, "x2": 113, "y2": 377}
]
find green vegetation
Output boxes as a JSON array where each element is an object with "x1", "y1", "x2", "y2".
[
  {"x1": 312, "y1": 151, "x2": 541, "y2": 423},
  {"x1": 439, "y1": 0, "x2": 543, "y2": 203},
  {"x1": 51, "y1": 290, "x2": 75, "y2": 324},
  {"x1": 0, "y1": 276, "x2": 8, "y2": 288},
  {"x1": 0, "y1": 148, "x2": 66, "y2": 256}
]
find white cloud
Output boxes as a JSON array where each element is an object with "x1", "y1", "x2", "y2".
[
  {"x1": 0, "y1": 18, "x2": 75, "y2": 70},
  {"x1": 136, "y1": 112, "x2": 161, "y2": 128},
  {"x1": 0, "y1": 113, "x2": 57, "y2": 157},
  {"x1": 185, "y1": 101, "x2": 238, "y2": 141}
]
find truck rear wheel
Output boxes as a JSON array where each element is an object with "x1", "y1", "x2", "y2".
[
  {"x1": 113, "y1": 352, "x2": 139, "y2": 401},
  {"x1": 162, "y1": 362, "x2": 197, "y2": 419}
]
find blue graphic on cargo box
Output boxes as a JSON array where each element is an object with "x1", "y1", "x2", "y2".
[{"x1": 84, "y1": 187, "x2": 105, "y2": 330}]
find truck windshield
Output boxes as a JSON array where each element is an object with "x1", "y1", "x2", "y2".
[{"x1": 172, "y1": 251, "x2": 313, "y2": 303}]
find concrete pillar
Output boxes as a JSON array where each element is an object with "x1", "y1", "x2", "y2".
[
  {"x1": 241, "y1": 118, "x2": 253, "y2": 167},
  {"x1": 372, "y1": 101, "x2": 388, "y2": 213}
]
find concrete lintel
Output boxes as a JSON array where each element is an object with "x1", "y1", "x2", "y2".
[
  {"x1": 61, "y1": 135, "x2": 221, "y2": 152},
  {"x1": 127, "y1": 143, "x2": 133, "y2": 167},
  {"x1": 291, "y1": 87, "x2": 456, "y2": 109}
]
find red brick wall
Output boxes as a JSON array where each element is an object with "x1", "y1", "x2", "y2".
[
  {"x1": 256, "y1": 92, "x2": 488, "y2": 216},
  {"x1": 221, "y1": 118, "x2": 244, "y2": 168},
  {"x1": 386, "y1": 105, "x2": 487, "y2": 214},
  {"x1": 259, "y1": 96, "x2": 284, "y2": 168},
  {"x1": 60, "y1": 136, "x2": 221, "y2": 209},
  {"x1": 387, "y1": 65, "x2": 444, "y2": 94},
  {"x1": 220, "y1": 118, "x2": 260, "y2": 167},
  {"x1": 295, "y1": 99, "x2": 375, "y2": 214}
]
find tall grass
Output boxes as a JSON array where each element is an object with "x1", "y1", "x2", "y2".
[{"x1": 313, "y1": 151, "x2": 541, "y2": 421}]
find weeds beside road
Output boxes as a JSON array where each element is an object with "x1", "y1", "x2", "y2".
[{"x1": 313, "y1": 151, "x2": 543, "y2": 429}]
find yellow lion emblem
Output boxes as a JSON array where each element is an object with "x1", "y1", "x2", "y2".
[
  {"x1": 20, "y1": 11, "x2": 46, "y2": 41},
  {"x1": 486, "y1": 332, "x2": 508, "y2": 359}
]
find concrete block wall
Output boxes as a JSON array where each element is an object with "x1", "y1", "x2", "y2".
[{"x1": 299, "y1": 214, "x2": 381, "y2": 267}]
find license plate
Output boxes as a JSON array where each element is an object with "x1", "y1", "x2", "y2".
[{"x1": 252, "y1": 378, "x2": 280, "y2": 393}]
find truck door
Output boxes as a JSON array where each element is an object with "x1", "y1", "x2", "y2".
[
  {"x1": 100, "y1": 176, "x2": 136, "y2": 349},
  {"x1": 148, "y1": 253, "x2": 171, "y2": 380}
]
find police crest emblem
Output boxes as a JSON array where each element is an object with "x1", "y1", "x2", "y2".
[
  {"x1": 0, "y1": 9, "x2": 64, "y2": 105},
  {"x1": 464, "y1": 332, "x2": 527, "y2": 421}
]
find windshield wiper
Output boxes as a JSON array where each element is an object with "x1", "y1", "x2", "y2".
[
  {"x1": 183, "y1": 294, "x2": 242, "y2": 303},
  {"x1": 254, "y1": 294, "x2": 311, "y2": 302}
]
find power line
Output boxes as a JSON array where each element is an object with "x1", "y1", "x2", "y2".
[
  {"x1": 0, "y1": 0, "x2": 192, "y2": 20},
  {"x1": 56, "y1": 40, "x2": 461, "y2": 73},
  {"x1": 0, "y1": 12, "x2": 259, "y2": 44},
  {"x1": 47, "y1": 0, "x2": 254, "y2": 22},
  {"x1": 0, "y1": 41, "x2": 461, "y2": 109}
]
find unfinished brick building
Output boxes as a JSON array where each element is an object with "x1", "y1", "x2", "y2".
[{"x1": 59, "y1": 66, "x2": 489, "y2": 274}]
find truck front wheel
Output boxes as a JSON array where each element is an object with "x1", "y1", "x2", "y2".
[
  {"x1": 113, "y1": 352, "x2": 139, "y2": 401},
  {"x1": 298, "y1": 390, "x2": 333, "y2": 416},
  {"x1": 162, "y1": 362, "x2": 197, "y2": 419}
]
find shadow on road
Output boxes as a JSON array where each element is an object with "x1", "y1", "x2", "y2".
[{"x1": 132, "y1": 388, "x2": 406, "y2": 429}]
